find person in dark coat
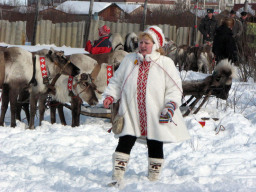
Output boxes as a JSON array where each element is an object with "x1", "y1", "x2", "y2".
[
  {"x1": 85, "y1": 25, "x2": 112, "y2": 54},
  {"x1": 212, "y1": 17, "x2": 237, "y2": 100},
  {"x1": 199, "y1": 9, "x2": 218, "y2": 45},
  {"x1": 212, "y1": 17, "x2": 238, "y2": 64}
]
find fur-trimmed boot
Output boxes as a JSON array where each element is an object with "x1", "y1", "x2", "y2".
[
  {"x1": 108, "y1": 152, "x2": 130, "y2": 187},
  {"x1": 148, "y1": 158, "x2": 164, "y2": 181}
]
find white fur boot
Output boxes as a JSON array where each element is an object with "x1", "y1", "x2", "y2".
[
  {"x1": 148, "y1": 158, "x2": 164, "y2": 181},
  {"x1": 108, "y1": 152, "x2": 130, "y2": 187}
]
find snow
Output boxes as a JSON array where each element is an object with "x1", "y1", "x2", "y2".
[
  {"x1": 1, "y1": 43, "x2": 256, "y2": 191},
  {"x1": 116, "y1": 3, "x2": 142, "y2": 14},
  {"x1": 56, "y1": 1, "x2": 113, "y2": 15}
]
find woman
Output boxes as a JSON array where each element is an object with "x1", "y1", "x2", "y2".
[
  {"x1": 212, "y1": 17, "x2": 238, "y2": 64},
  {"x1": 85, "y1": 25, "x2": 112, "y2": 54},
  {"x1": 103, "y1": 26, "x2": 190, "y2": 185}
]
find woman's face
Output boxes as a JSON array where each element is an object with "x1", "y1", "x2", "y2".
[{"x1": 139, "y1": 37, "x2": 154, "y2": 56}]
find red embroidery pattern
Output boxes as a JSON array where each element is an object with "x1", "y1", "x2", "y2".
[
  {"x1": 67, "y1": 76, "x2": 73, "y2": 91},
  {"x1": 137, "y1": 60, "x2": 150, "y2": 136},
  {"x1": 39, "y1": 57, "x2": 47, "y2": 78},
  {"x1": 107, "y1": 65, "x2": 113, "y2": 85}
]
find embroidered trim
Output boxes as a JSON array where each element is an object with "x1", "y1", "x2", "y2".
[{"x1": 137, "y1": 60, "x2": 151, "y2": 136}]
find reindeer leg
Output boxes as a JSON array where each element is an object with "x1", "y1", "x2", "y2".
[
  {"x1": 23, "y1": 103, "x2": 30, "y2": 123},
  {"x1": 39, "y1": 94, "x2": 47, "y2": 126},
  {"x1": 29, "y1": 92, "x2": 39, "y2": 129},
  {"x1": 71, "y1": 97, "x2": 81, "y2": 127},
  {"x1": 9, "y1": 86, "x2": 20, "y2": 127},
  {"x1": 0, "y1": 84, "x2": 9, "y2": 126},
  {"x1": 16, "y1": 89, "x2": 30, "y2": 123},
  {"x1": 16, "y1": 101, "x2": 22, "y2": 121},
  {"x1": 57, "y1": 104, "x2": 66, "y2": 126},
  {"x1": 50, "y1": 101, "x2": 57, "y2": 124}
]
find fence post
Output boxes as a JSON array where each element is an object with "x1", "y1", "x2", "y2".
[{"x1": 83, "y1": 0, "x2": 94, "y2": 48}]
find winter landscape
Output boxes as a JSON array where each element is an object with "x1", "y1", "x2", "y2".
[{"x1": 0, "y1": 43, "x2": 256, "y2": 192}]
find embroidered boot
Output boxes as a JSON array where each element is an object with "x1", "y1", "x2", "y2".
[
  {"x1": 148, "y1": 158, "x2": 164, "y2": 181},
  {"x1": 108, "y1": 152, "x2": 130, "y2": 187}
]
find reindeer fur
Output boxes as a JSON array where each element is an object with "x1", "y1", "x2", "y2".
[
  {"x1": 109, "y1": 33, "x2": 124, "y2": 51},
  {"x1": 124, "y1": 32, "x2": 138, "y2": 52}
]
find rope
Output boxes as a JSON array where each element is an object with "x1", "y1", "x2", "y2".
[{"x1": 215, "y1": 125, "x2": 225, "y2": 135}]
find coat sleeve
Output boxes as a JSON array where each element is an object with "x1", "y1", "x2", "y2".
[
  {"x1": 103, "y1": 55, "x2": 130, "y2": 102},
  {"x1": 236, "y1": 20, "x2": 243, "y2": 38},
  {"x1": 199, "y1": 19, "x2": 207, "y2": 36},
  {"x1": 163, "y1": 57, "x2": 183, "y2": 107}
]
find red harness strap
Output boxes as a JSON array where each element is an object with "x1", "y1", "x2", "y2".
[
  {"x1": 39, "y1": 57, "x2": 48, "y2": 78},
  {"x1": 107, "y1": 65, "x2": 113, "y2": 85},
  {"x1": 67, "y1": 76, "x2": 73, "y2": 91}
]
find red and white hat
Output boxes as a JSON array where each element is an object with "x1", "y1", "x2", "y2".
[
  {"x1": 98, "y1": 25, "x2": 110, "y2": 36},
  {"x1": 144, "y1": 26, "x2": 165, "y2": 50}
]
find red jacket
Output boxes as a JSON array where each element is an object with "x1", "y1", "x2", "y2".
[{"x1": 85, "y1": 36, "x2": 112, "y2": 54}]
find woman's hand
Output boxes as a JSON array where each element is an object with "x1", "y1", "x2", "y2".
[{"x1": 103, "y1": 96, "x2": 114, "y2": 108}]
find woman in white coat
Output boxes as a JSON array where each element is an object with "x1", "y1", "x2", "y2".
[{"x1": 103, "y1": 26, "x2": 190, "y2": 185}]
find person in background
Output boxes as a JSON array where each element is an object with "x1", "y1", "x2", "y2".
[
  {"x1": 239, "y1": 11, "x2": 248, "y2": 61},
  {"x1": 229, "y1": 10, "x2": 243, "y2": 41},
  {"x1": 85, "y1": 25, "x2": 112, "y2": 54},
  {"x1": 212, "y1": 17, "x2": 238, "y2": 64},
  {"x1": 199, "y1": 8, "x2": 218, "y2": 45},
  {"x1": 103, "y1": 25, "x2": 190, "y2": 186},
  {"x1": 229, "y1": 10, "x2": 243, "y2": 63}
]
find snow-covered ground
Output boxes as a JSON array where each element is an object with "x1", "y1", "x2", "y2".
[{"x1": 0, "y1": 44, "x2": 256, "y2": 192}]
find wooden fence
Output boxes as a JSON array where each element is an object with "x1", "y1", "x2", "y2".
[
  {"x1": 0, "y1": 19, "x2": 203, "y2": 47},
  {"x1": 0, "y1": 20, "x2": 26, "y2": 45}
]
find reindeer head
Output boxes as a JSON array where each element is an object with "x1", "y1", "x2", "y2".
[
  {"x1": 47, "y1": 49, "x2": 80, "y2": 77},
  {"x1": 213, "y1": 59, "x2": 237, "y2": 86},
  {"x1": 211, "y1": 59, "x2": 237, "y2": 99},
  {"x1": 74, "y1": 73, "x2": 98, "y2": 106}
]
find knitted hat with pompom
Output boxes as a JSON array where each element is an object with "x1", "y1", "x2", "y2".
[{"x1": 98, "y1": 25, "x2": 110, "y2": 36}]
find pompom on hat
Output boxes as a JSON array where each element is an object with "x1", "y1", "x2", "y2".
[
  {"x1": 143, "y1": 25, "x2": 165, "y2": 50},
  {"x1": 98, "y1": 25, "x2": 110, "y2": 36}
]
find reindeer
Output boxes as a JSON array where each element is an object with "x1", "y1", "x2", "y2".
[
  {"x1": 109, "y1": 33, "x2": 124, "y2": 51},
  {"x1": 164, "y1": 41, "x2": 214, "y2": 73},
  {"x1": 0, "y1": 47, "x2": 80, "y2": 128},
  {"x1": 42, "y1": 50, "x2": 128, "y2": 127},
  {"x1": 124, "y1": 32, "x2": 138, "y2": 52},
  {"x1": 185, "y1": 44, "x2": 214, "y2": 73},
  {"x1": 182, "y1": 59, "x2": 237, "y2": 116}
]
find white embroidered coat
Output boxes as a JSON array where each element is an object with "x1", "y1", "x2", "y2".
[{"x1": 104, "y1": 51, "x2": 190, "y2": 143}]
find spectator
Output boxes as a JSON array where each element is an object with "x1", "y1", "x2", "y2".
[
  {"x1": 212, "y1": 17, "x2": 237, "y2": 100},
  {"x1": 85, "y1": 25, "x2": 112, "y2": 54},
  {"x1": 229, "y1": 10, "x2": 243, "y2": 40},
  {"x1": 238, "y1": 11, "x2": 248, "y2": 61},
  {"x1": 199, "y1": 9, "x2": 218, "y2": 45},
  {"x1": 103, "y1": 26, "x2": 190, "y2": 186},
  {"x1": 212, "y1": 17, "x2": 238, "y2": 64}
]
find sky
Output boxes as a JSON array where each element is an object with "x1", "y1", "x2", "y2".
[{"x1": 0, "y1": 43, "x2": 256, "y2": 191}]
